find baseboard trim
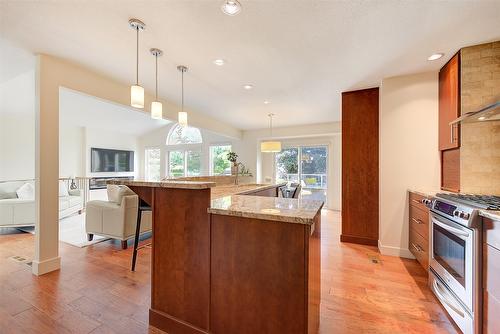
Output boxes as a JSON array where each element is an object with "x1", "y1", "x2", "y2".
[
  {"x1": 378, "y1": 241, "x2": 415, "y2": 259},
  {"x1": 340, "y1": 234, "x2": 378, "y2": 246},
  {"x1": 31, "y1": 256, "x2": 61, "y2": 276}
]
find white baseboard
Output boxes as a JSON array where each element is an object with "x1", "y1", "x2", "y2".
[
  {"x1": 378, "y1": 241, "x2": 415, "y2": 259},
  {"x1": 31, "y1": 256, "x2": 61, "y2": 276}
]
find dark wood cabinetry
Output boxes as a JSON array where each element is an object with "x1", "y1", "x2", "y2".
[
  {"x1": 438, "y1": 52, "x2": 461, "y2": 192},
  {"x1": 341, "y1": 87, "x2": 379, "y2": 246},
  {"x1": 408, "y1": 191, "x2": 430, "y2": 269},
  {"x1": 483, "y1": 218, "x2": 500, "y2": 333}
]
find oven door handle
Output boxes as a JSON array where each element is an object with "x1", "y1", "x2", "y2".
[
  {"x1": 432, "y1": 279, "x2": 465, "y2": 318},
  {"x1": 432, "y1": 217, "x2": 470, "y2": 240}
]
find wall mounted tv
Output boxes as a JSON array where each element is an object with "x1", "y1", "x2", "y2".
[{"x1": 91, "y1": 148, "x2": 134, "y2": 172}]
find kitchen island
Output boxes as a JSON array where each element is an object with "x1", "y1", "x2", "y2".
[{"x1": 107, "y1": 179, "x2": 323, "y2": 334}]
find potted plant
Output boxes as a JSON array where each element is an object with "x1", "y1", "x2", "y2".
[{"x1": 227, "y1": 152, "x2": 239, "y2": 175}]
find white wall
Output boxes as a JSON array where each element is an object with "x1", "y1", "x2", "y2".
[
  {"x1": 59, "y1": 125, "x2": 84, "y2": 177},
  {"x1": 0, "y1": 70, "x2": 35, "y2": 181},
  {"x1": 379, "y1": 71, "x2": 440, "y2": 258}
]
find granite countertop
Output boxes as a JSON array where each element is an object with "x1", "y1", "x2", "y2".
[
  {"x1": 211, "y1": 182, "x2": 287, "y2": 199},
  {"x1": 107, "y1": 179, "x2": 215, "y2": 189},
  {"x1": 209, "y1": 194, "x2": 324, "y2": 225},
  {"x1": 408, "y1": 189, "x2": 500, "y2": 221}
]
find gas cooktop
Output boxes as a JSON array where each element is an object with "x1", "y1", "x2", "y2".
[{"x1": 436, "y1": 193, "x2": 500, "y2": 210}]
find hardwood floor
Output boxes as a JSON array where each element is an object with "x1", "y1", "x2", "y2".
[{"x1": 0, "y1": 211, "x2": 456, "y2": 334}]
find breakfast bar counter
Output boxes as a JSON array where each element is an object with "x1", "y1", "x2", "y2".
[{"x1": 107, "y1": 179, "x2": 323, "y2": 334}]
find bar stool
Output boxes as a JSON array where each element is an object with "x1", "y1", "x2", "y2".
[{"x1": 131, "y1": 199, "x2": 152, "y2": 271}]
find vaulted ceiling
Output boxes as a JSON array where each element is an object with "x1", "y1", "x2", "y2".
[{"x1": 1, "y1": 0, "x2": 499, "y2": 129}]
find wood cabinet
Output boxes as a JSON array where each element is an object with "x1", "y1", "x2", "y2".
[
  {"x1": 438, "y1": 52, "x2": 461, "y2": 192},
  {"x1": 341, "y1": 87, "x2": 379, "y2": 246},
  {"x1": 408, "y1": 191, "x2": 430, "y2": 270},
  {"x1": 483, "y1": 217, "x2": 500, "y2": 333}
]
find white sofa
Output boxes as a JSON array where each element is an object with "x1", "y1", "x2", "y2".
[
  {"x1": 0, "y1": 180, "x2": 83, "y2": 228},
  {"x1": 85, "y1": 185, "x2": 152, "y2": 249}
]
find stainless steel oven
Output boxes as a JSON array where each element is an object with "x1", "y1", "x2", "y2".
[{"x1": 429, "y1": 195, "x2": 482, "y2": 334}]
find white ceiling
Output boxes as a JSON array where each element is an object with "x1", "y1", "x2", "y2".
[
  {"x1": 60, "y1": 88, "x2": 170, "y2": 136},
  {"x1": 1, "y1": 1, "x2": 499, "y2": 130}
]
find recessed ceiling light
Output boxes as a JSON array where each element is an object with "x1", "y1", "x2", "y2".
[
  {"x1": 264, "y1": 100, "x2": 270, "y2": 104},
  {"x1": 478, "y1": 116, "x2": 486, "y2": 121},
  {"x1": 243, "y1": 84, "x2": 253, "y2": 90},
  {"x1": 428, "y1": 53, "x2": 444, "y2": 61},
  {"x1": 213, "y1": 59, "x2": 226, "y2": 66},
  {"x1": 221, "y1": 0, "x2": 241, "y2": 16}
]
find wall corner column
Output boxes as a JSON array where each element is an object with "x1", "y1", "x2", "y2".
[{"x1": 33, "y1": 54, "x2": 60, "y2": 275}]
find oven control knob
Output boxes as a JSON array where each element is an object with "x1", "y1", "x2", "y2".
[
  {"x1": 453, "y1": 210, "x2": 460, "y2": 217},
  {"x1": 460, "y1": 212, "x2": 470, "y2": 220}
]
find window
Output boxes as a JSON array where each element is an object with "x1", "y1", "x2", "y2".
[
  {"x1": 275, "y1": 145, "x2": 328, "y2": 203},
  {"x1": 145, "y1": 148, "x2": 161, "y2": 181},
  {"x1": 209, "y1": 145, "x2": 232, "y2": 175},
  {"x1": 168, "y1": 150, "x2": 202, "y2": 178},
  {"x1": 167, "y1": 124, "x2": 202, "y2": 145}
]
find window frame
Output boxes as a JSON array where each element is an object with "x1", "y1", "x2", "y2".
[
  {"x1": 209, "y1": 143, "x2": 232, "y2": 176},
  {"x1": 144, "y1": 146, "x2": 161, "y2": 181},
  {"x1": 166, "y1": 149, "x2": 202, "y2": 178}
]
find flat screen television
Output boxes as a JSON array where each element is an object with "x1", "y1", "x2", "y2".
[{"x1": 91, "y1": 148, "x2": 134, "y2": 172}]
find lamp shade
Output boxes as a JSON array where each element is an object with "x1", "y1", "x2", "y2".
[
  {"x1": 151, "y1": 101, "x2": 162, "y2": 119},
  {"x1": 131, "y1": 85, "x2": 144, "y2": 108},
  {"x1": 261, "y1": 141, "x2": 282, "y2": 153},
  {"x1": 178, "y1": 111, "x2": 188, "y2": 127}
]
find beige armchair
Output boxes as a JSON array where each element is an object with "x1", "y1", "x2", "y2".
[{"x1": 85, "y1": 185, "x2": 151, "y2": 249}]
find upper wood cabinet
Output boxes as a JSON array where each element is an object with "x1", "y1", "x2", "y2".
[{"x1": 438, "y1": 52, "x2": 461, "y2": 150}]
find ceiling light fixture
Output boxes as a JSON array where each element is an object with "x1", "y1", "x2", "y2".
[
  {"x1": 177, "y1": 65, "x2": 189, "y2": 127},
  {"x1": 129, "y1": 18, "x2": 146, "y2": 109},
  {"x1": 261, "y1": 113, "x2": 282, "y2": 153},
  {"x1": 478, "y1": 116, "x2": 486, "y2": 121},
  {"x1": 150, "y1": 48, "x2": 163, "y2": 120},
  {"x1": 213, "y1": 59, "x2": 226, "y2": 66},
  {"x1": 428, "y1": 53, "x2": 444, "y2": 61},
  {"x1": 263, "y1": 100, "x2": 270, "y2": 105},
  {"x1": 243, "y1": 84, "x2": 253, "y2": 90},
  {"x1": 221, "y1": 0, "x2": 242, "y2": 16}
]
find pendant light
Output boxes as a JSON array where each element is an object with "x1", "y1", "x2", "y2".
[
  {"x1": 261, "y1": 113, "x2": 282, "y2": 153},
  {"x1": 129, "y1": 18, "x2": 146, "y2": 109},
  {"x1": 177, "y1": 65, "x2": 188, "y2": 127},
  {"x1": 150, "y1": 48, "x2": 163, "y2": 119}
]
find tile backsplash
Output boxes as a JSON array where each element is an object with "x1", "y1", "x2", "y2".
[{"x1": 460, "y1": 41, "x2": 500, "y2": 195}]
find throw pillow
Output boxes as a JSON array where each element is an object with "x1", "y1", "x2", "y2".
[
  {"x1": 107, "y1": 185, "x2": 135, "y2": 204},
  {"x1": 58, "y1": 181, "x2": 69, "y2": 197},
  {"x1": 16, "y1": 183, "x2": 35, "y2": 200}
]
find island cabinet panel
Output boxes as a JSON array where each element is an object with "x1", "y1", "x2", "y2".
[
  {"x1": 341, "y1": 87, "x2": 379, "y2": 246},
  {"x1": 145, "y1": 187, "x2": 212, "y2": 334},
  {"x1": 483, "y1": 218, "x2": 500, "y2": 333},
  {"x1": 245, "y1": 187, "x2": 278, "y2": 197},
  {"x1": 210, "y1": 214, "x2": 320, "y2": 334}
]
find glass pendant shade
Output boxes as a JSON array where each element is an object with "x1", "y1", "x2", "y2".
[
  {"x1": 130, "y1": 85, "x2": 144, "y2": 108},
  {"x1": 151, "y1": 101, "x2": 162, "y2": 119},
  {"x1": 261, "y1": 141, "x2": 282, "y2": 153},
  {"x1": 178, "y1": 111, "x2": 188, "y2": 127}
]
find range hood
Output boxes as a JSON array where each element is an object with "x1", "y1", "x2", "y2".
[{"x1": 450, "y1": 101, "x2": 500, "y2": 125}]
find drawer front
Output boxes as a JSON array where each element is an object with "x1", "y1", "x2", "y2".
[
  {"x1": 484, "y1": 218, "x2": 500, "y2": 251},
  {"x1": 409, "y1": 228, "x2": 429, "y2": 269},
  {"x1": 484, "y1": 244, "x2": 500, "y2": 301},
  {"x1": 483, "y1": 292, "x2": 500, "y2": 334},
  {"x1": 409, "y1": 192, "x2": 429, "y2": 212},
  {"x1": 409, "y1": 205, "x2": 429, "y2": 240}
]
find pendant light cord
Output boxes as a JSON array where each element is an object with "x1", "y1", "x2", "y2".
[
  {"x1": 269, "y1": 113, "x2": 274, "y2": 137},
  {"x1": 155, "y1": 54, "x2": 158, "y2": 99},
  {"x1": 181, "y1": 70, "x2": 184, "y2": 112},
  {"x1": 136, "y1": 27, "x2": 139, "y2": 85}
]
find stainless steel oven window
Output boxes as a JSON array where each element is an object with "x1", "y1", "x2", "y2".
[{"x1": 433, "y1": 223, "x2": 466, "y2": 287}]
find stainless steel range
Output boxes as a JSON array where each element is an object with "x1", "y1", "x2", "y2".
[{"x1": 429, "y1": 194, "x2": 500, "y2": 334}]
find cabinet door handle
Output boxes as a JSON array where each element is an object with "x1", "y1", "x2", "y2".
[
  {"x1": 411, "y1": 199, "x2": 420, "y2": 205},
  {"x1": 412, "y1": 218, "x2": 423, "y2": 225},
  {"x1": 450, "y1": 124, "x2": 454, "y2": 143}
]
